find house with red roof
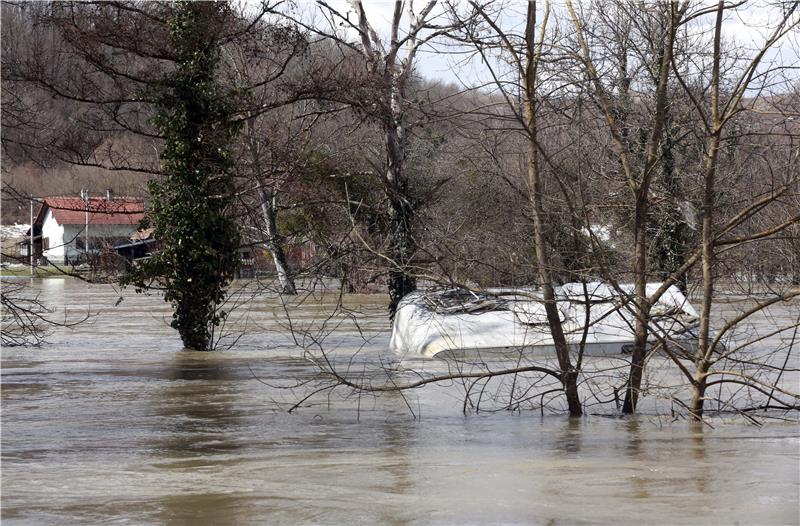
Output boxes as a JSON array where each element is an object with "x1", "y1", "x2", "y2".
[{"x1": 25, "y1": 191, "x2": 146, "y2": 265}]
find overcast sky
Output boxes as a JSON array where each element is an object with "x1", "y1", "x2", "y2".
[{"x1": 279, "y1": 1, "x2": 799, "y2": 88}]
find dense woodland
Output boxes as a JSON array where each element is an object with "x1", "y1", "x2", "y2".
[{"x1": 2, "y1": 0, "x2": 799, "y2": 417}]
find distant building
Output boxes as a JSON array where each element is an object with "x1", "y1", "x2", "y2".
[
  {"x1": 1, "y1": 224, "x2": 29, "y2": 264},
  {"x1": 22, "y1": 193, "x2": 145, "y2": 266},
  {"x1": 113, "y1": 228, "x2": 158, "y2": 263}
]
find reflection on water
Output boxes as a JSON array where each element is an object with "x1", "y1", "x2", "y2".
[
  {"x1": 624, "y1": 419, "x2": 650, "y2": 500},
  {"x1": 1, "y1": 280, "x2": 799, "y2": 525},
  {"x1": 157, "y1": 493, "x2": 252, "y2": 526},
  {"x1": 625, "y1": 418, "x2": 642, "y2": 458},
  {"x1": 155, "y1": 352, "x2": 244, "y2": 457},
  {"x1": 559, "y1": 416, "x2": 583, "y2": 455},
  {"x1": 691, "y1": 424, "x2": 710, "y2": 495},
  {"x1": 39, "y1": 277, "x2": 65, "y2": 295}
]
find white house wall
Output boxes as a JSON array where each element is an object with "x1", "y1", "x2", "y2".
[
  {"x1": 62, "y1": 225, "x2": 83, "y2": 263},
  {"x1": 41, "y1": 209, "x2": 65, "y2": 263}
]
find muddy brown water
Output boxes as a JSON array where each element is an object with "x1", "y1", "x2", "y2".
[{"x1": 2, "y1": 278, "x2": 799, "y2": 525}]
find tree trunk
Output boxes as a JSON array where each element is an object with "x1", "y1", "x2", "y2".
[
  {"x1": 690, "y1": 361, "x2": 709, "y2": 416},
  {"x1": 385, "y1": 95, "x2": 416, "y2": 318},
  {"x1": 693, "y1": 2, "x2": 724, "y2": 419},
  {"x1": 623, "y1": 191, "x2": 651, "y2": 414},
  {"x1": 243, "y1": 116, "x2": 296, "y2": 296},
  {"x1": 651, "y1": 118, "x2": 689, "y2": 292},
  {"x1": 620, "y1": 4, "x2": 679, "y2": 413},
  {"x1": 523, "y1": 3, "x2": 581, "y2": 415},
  {"x1": 256, "y1": 178, "x2": 297, "y2": 295},
  {"x1": 526, "y1": 144, "x2": 582, "y2": 416},
  {"x1": 387, "y1": 196, "x2": 415, "y2": 317},
  {"x1": 693, "y1": 133, "x2": 721, "y2": 418}
]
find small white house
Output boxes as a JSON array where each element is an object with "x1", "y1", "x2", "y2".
[{"x1": 26, "y1": 194, "x2": 145, "y2": 265}]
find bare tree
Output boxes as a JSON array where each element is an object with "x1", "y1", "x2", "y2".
[
  {"x1": 565, "y1": 0, "x2": 687, "y2": 413},
  {"x1": 224, "y1": 22, "x2": 310, "y2": 294},
  {"x1": 673, "y1": 0, "x2": 800, "y2": 417},
  {"x1": 274, "y1": 1, "x2": 471, "y2": 316},
  {"x1": 452, "y1": 0, "x2": 583, "y2": 415}
]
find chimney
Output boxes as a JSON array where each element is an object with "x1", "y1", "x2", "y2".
[{"x1": 106, "y1": 189, "x2": 114, "y2": 201}]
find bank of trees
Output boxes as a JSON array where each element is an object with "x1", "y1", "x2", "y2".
[
  {"x1": 2, "y1": 0, "x2": 798, "y2": 416},
  {"x1": 284, "y1": 0, "x2": 799, "y2": 419}
]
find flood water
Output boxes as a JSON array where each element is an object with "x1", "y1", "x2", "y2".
[{"x1": 2, "y1": 278, "x2": 799, "y2": 525}]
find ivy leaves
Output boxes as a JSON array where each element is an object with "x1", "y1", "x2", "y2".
[{"x1": 126, "y1": 1, "x2": 240, "y2": 351}]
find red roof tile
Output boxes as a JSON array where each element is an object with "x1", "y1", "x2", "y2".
[{"x1": 37, "y1": 197, "x2": 145, "y2": 226}]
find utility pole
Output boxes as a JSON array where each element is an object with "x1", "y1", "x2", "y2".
[
  {"x1": 81, "y1": 189, "x2": 89, "y2": 262},
  {"x1": 29, "y1": 195, "x2": 34, "y2": 275}
]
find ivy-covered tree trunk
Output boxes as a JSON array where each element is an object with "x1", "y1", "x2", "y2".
[
  {"x1": 129, "y1": 1, "x2": 240, "y2": 351},
  {"x1": 648, "y1": 116, "x2": 689, "y2": 292}
]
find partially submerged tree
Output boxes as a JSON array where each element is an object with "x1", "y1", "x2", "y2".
[
  {"x1": 127, "y1": 1, "x2": 242, "y2": 350},
  {"x1": 674, "y1": 0, "x2": 800, "y2": 418},
  {"x1": 456, "y1": 0, "x2": 584, "y2": 415},
  {"x1": 225, "y1": 20, "x2": 312, "y2": 295},
  {"x1": 565, "y1": 0, "x2": 686, "y2": 413},
  {"x1": 276, "y1": 0, "x2": 468, "y2": 316}
]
